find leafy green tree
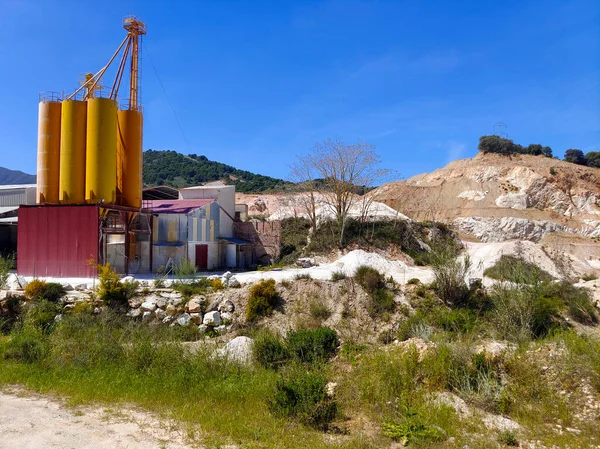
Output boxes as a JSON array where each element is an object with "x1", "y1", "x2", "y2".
[
  {"x1": 585, "y1": 151, "x2": 600, "y2": 168},
  {"x1": 142, "y1": 149, "x2": 290, "y2": 193},
  {"x1": 564, "y1": 149, "x2": 587, "y2": 166}
]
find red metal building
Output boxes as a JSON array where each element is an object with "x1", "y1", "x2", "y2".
[{"x1": 17, "y1": 204, "x2": 152, "y2": 278}]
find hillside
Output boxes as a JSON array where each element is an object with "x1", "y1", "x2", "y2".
[
  {"x1": 0, "y1": 167, "x2": 35, "y2": 185},
  {"x1": 372, "y1": 152, "x2": 600, "y2": 242},
  {"x1": 142, "y1": 150, "x2": 290, "y2": 193}
]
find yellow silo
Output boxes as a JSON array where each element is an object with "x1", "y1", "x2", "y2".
[
  {"x1": 36, "y1": 100, "x2": 62, "y2": 203},
  {"x1": 85, "y1": 97, "x2": 117, "y2": 204},
  {"x1": 59, "y1": 99, "x2": 87, "y2": 203},
  {"x1": 116, "y1": 109, "x2": 143, "y2": 208}
]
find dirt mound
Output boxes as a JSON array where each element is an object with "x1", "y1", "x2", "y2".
[{"x1": 372, "y1": 152, "x2": 600, "y2": 242}]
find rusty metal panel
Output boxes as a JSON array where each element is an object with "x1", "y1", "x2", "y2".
[{"x1": 17, "y1": 205, "x2": 99, "y2": 278}]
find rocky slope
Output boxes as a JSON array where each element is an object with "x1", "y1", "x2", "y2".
[{"x1": 372, "y1": 153, "x2": 600, "y2": 243}]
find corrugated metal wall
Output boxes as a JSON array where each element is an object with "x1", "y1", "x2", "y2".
[
  {"x1": 0, "y1": 187, "x2": 34, "y2": 207},
  {"x1": 17, "y1": 205, "x2": 99, "y2": 277}
]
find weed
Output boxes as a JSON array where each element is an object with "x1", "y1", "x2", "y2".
[
  {"x1": 498, "y1": 430, "x2": 519, "y2": 446},
  {"x1": 0, "y1": 255, "x2": 13, "y2": 289},
  {"x1": 382, "y1": 414, "x2": 446, "y2": 445},
  {"x1": 330, "y1": 271, "x2": 347, "y2": 282},
  {"x1": 172, "y1": 278, "x2": 210, "y2": 299},
  {"x1": 406, "y1": 278, "x2": 420, "y2": 285},
  {"x1": 354, "y1": 266, "x2": 396, "y2": 317},
  {"x1": 294, "y1": 273, "x2": 312, "y2": 280},
  {"x1": 246, "y1": 279, "x2": 278, "y2": 321},
  {"x1": 174, "y1": 258, "x2": 197, "y2": 278}
]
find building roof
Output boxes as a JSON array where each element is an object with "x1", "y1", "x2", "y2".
[
  {"x1": 146, "y1": 199, "x2": 214, "y2": 214},
  {"x1": 0, "y1": 184, "x2": 36, "y2": 190},
  {"x1": 0, "y1": 206, "x2": 19, "y2": 215},
  {"x1": 179, "y1": 185, "x2": 234, "y2": 191},
  {"x1": 142, "y1": 185, "x2": 179, "y2": 200},
  {"x1": 0, "y1": 216, "x2": 17, "y2": 224}
]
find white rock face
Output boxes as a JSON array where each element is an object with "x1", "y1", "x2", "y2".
[
  {"x1": 458, "y1": 190, "x2": 487, "y2": 201},
  {"x1": 216, "y1": 337, "x2": 254, "y2": 364},
  {"x1": 454, "y1": 216, "x2": 566, "y2": 242},
  {"x1": 495, "y1": 192, "x2": 528, "y2": 210},
  {"x1": 203, "y1": 311, "x2": 221, "y2": 327}
]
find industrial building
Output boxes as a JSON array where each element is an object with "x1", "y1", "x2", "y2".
[
  {"x1": 0, "y1": 184, "x2": 36, "y2": 256},
  {"x1": 15, "y1": 17, "x2": 254, "y2": 279}
]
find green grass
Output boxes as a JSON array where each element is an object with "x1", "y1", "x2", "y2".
[{"x1": 0, "y1": 312, "x2": 367, "y2": 448}]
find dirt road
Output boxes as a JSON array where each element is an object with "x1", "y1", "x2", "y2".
[{"x1": 0, "y1": 389, "x2": 193, "y2": 449}]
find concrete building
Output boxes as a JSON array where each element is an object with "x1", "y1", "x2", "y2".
[{"x1": 179, "y1": 185, "x2": 235, "y2": 237}]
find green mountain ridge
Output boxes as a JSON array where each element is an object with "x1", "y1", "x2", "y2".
[{"x1": 142, "y1": 149, "x2": 289, "y2": 193}]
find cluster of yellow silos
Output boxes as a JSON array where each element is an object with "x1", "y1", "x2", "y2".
[{"x1": 36, "y1": 96, "x2": 143, "y2": 208}]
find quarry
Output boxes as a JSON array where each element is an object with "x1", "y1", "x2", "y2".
[{"x1": 1, "y1": 12, "x2": 600, "y2": 449}]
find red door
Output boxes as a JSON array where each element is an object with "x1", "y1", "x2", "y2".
[{"x1": 195, "y1": 244, "x2": 208, "y2": 271}]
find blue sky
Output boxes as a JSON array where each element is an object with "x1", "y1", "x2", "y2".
[{"x1": 1, "y1": 0, "x2": 598, "y2": 181}]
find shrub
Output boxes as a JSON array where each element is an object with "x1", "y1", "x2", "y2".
[
  {"x1": 430, "y1": 307, "x2": 478, "y2": 334},
  {"x1": 490, "y1": 283, "x2": 562, "y2": 342},
  {"x1": 407, "y1": 278, "x2": 420, "y2": 285},
  {"x1": 210, "y1": 278, "x2": 224, "y2": 291},
  {"x1": 0, "y1": 294, "x2": 22, "y2": 332},
  {"x1": 246, "y1": 279, "x2": 278, "y2": 321},
  {"x1": 484, "y1": 255, "x2": 553, "y2": 284},
  {"x1": 354, "y1": 266, "x2": 396, "y2": 317},
  {"x1": 0, "y1": 254, "x2": 13, "y2": 289},
  {"x1": 309, "y1": 300, "x2": 331, "y2": 321},
  {"x1": 369, "y1": 287, "x2": 395, "y2": 317},
  {"x1": 24, "y1": 279, "x2": 66, "y2": 303},
  {"x1": 581, "y1": 272, "x2": 598, "y2": 282},
  {"x1": 287, "y1": 328, "x2": 338, "y2": 364},
  {"x1": 253, "y1": 330, "x2": 291, "y2": 370},
  {"x1": 397, "y1": 312, "x2": 432, "y2": 341},
  {"x1": 294, "y1": 273, "x2": 311, "y2": 280},
  {"x1": 545, "y1": 281, "x2": 598, "y2": 325},
  {"x1": 431, "y1": 250, "x2": 471, "y2": 307},
  {"x1": 269, "y1": 366, "x2": 337, "y2": 430},
  {"x1": 330, "y1": 271, "x2": 347, "y2": 281},
  {"x1": 97, "y1": 263, "x2": 137, "y2": 309},
  {"x1": 354, "y1": 265, "x2": 382, "y2": 292}
]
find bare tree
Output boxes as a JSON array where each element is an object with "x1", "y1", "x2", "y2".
[
  {"x1": 289, "y1": 156, "x2": 319, "y2": 232},
  {"x1": 293, "y1": 138, "x2": 390, "y2": 247}
]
